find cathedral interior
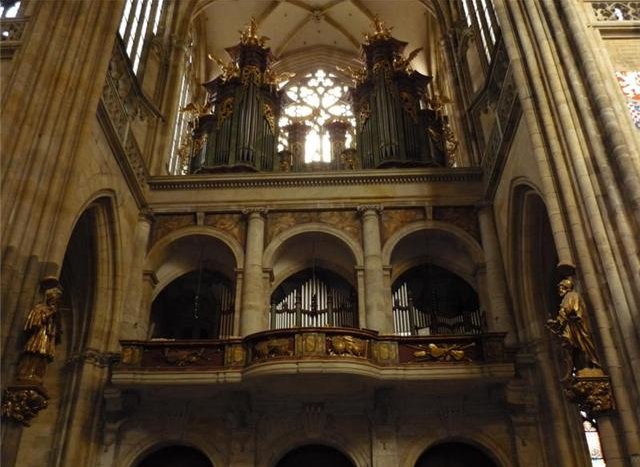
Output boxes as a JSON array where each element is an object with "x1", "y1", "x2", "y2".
[{"x1": 1, "y1": 0, "x2": 639, "y2": 466}]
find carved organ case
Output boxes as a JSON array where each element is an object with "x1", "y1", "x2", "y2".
[
  {"x1": 192, "y1": 21, "x2": 284, "y2": 172},
  {"x1": 351, "y1": 20, "x2": 448, "y2": 168}
]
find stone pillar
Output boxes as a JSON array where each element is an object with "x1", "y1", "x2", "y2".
[
  {"x1": 324, "y1": 119, "x2": 350, "y2": 169},
  {"x1": 141, "y1": 270, "x2": 159, "y2": 338},
  {"x1": 240, "y1": 208, "x2": 267, "y2": 335},
  {"x1": 121, "y1": 211, "x2": 154, "y2": 340},
  {"x1": 476, "y1": 202, "x2": 517, "y2": 344},
  {"x1": 369, "y1": 388, "x2": 399, "y2": 467},
  {"x1": 284, "y1": 122, "x2": 310, "y2": 171},
  {"x1": 358, "y1": 205, "x2": 392, "y2": 333},
  {"x1": 233, "y1": 268, "x2": 244, "y2": 336}
]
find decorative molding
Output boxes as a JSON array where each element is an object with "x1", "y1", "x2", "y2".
[
  {"x1": 1, "y1": 385, "x2": 48, "y2": 426},
  {"x1": 591, "y1": 2, "x2": 640, "y2": 21},
  {"x1": 0, "y1": 17, "x2": 28, "y2": 59},
  {"x1": 65, "y1": 349, "x2": 120, "y2": 368},
  {"x1": 148, "y1": 168, "x2": 483, "y2": 191},
  {"x1": 482, "y1": 66, "x2": 522, "y2": 199}
]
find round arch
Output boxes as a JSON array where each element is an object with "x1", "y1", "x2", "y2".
[
  {"x1": 260, "y1": 434, "x2": 366, "y2": 467},
  {"x1": 273, "y1": 444, "x2": 355, "y2": 467},
  {"x1": 146, "y1": 225, "x2": 244, "y2": 272},
  {"x1": 120, "y1": 437, "x2": 222, "y2": 467},
  {"x1": 404, "y1": 435, "x2": 510, "y2": 467},
  {"x1": 263, "y1": 222, "x2": 363, "y2": 269},
  {"x1": 381, "y1": 220, "x2": 484, "y2": 268}
]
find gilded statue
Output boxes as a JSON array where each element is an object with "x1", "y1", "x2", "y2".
[
  {"x1": 24, "y1": 285, "x2": 63, "y2": 360},
  {"x1": 547, "y1": 277, "x2": 600, "y2": 375}
]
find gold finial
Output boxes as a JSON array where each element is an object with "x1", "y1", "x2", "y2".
[
  {"x1": 364, "y1": 15, "x2": 393, "y2": 44},
  {"x1": 239, "y1": 17, "x2": 270, "y2": 47}
]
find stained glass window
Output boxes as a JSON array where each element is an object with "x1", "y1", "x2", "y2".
[
  {"x1": 279, "y1": 69, "x2": 355, "y2": 163},
  {"x1": 581, "y1": 411, "x2": 606, "y2": 467},
  {"x1": 616, "y1": 71, "x2": 640, "y2": 130}
]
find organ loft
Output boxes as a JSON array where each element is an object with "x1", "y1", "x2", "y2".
[{"x1": 1, "y1": 1, "x2": 639, "y2": 466}]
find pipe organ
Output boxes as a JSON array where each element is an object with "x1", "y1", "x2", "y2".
[
  {"x1": 392, "y1": 282, "x2": 484, "y2": 336},
  {"x1": 185, "y1": 17, "x2": 456, "y2": 174},
  {"x1": 270, "y1": 270, "x2": 357, "y2": 329}
]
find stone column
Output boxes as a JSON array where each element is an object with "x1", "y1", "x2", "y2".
[
  {"x1": 358, "y1": 205, "x2": 392, "y2": 333},
  {"x1": 233, "y1": 268, "x2": 244, "y2": 336},
  {"x1": 240, "y1": 208, "x2": 267, "y2": 335},
  {"x1": 141, "y1": 271, "x2": 158, "y2": 338},
  {"x1": 284, "y1": 122, "x2": 310, "y2": 171},
  {"x1": 121, "y1": 211, "x2": 154, "y2": 340},
  {"x1": 476, "y1": 202, "x2": 517, "y2": 344},
  {"x1": 324, "y1": 119, "x2": 350, "y2": 169}
]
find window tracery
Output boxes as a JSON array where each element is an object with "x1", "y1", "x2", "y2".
[
  {"x1": 0, "y1": 0, "x2": 20, "y2": 19},
  {"x1": 279, "y1": 69, "x2": 355, "y2": 164},
  {"x1": 118, "y1": 0, "x2": 165, "y2": 74}
]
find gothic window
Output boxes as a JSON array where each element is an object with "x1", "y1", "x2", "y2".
[
  {"x1": 279, "y1": 69, "x2": 355, "y2": 164},
  {"x1": 270, "y1": 268, "x2": 357, "y2": 329},
  {"x1": 582, "y1": 411, "x2": 606, "y2": 466},
  {"x1": 0, "y1": 0, "x2": 21, "y2": 19},
  {"x1": 391, "y1": 264, "x2": 483, "y2": 336},
  {"x1": 167, "y1": 43, "x2": 194, "y2": 175},
  {"x1": 615, "y1": 71, "x2": 640, "y2": 130},
  {"x1": 461, "y1": 0, "x2": 499, "y2": 62},
  {"x1": 118, "y1": 0, "x2": 165, "y2": 73}
]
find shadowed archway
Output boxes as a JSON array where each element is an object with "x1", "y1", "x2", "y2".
[{"x1": 274, "y1": 444, "x2": 355, "y2": 467}]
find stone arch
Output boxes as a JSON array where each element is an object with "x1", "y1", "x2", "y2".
[
  {"x1": 382, "y1": 220, "x2": 484, "y2": 286},
  {"x1": 147, "y1": 225, "x2": 244, "y2": 272},
  {"x1": 146, "y1": 226, "x2": 243, "y2": 298},
  {"x1": 120, "y1": 436, "x2": 222, "y2": 467},
  {"x1": 507, "y1": 182, "x2": 591, "y2": 466},
  {"x1": 403, "y1": 434, "x2": 510, "y2": 467},
  {"x1": 264, "y1": 222, "x2": 363, "y2": 269},
  {"x1": 14, "y1": 194, "x2": 123, "y2": 467},
  {"x1": 260, "y1": 433, "x2": 366, "y2": 467}
]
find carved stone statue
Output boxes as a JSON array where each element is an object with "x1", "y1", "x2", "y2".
[{"x1": 547, "y1": 277, "x2": 600, "y2": 374}]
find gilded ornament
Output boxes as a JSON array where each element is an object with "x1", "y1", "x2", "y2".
[
  {"x1": 328, "y1": 335, "x2": 366, "y2": 357},
  {"x1": 564, "y1": 376, "x2": 614, "y2": 416},
  {"x1": 120, "y1": 346, "x2": 142, "y2": 365},
  {"x1": 262, "y1": 103, "x2": 276, "y2": 134},
  {"x1": 163, "y1": 347, "x2": 207, "y2": 366},
  {"x1": 241, "y1": 65, "x2": 262, "y2": 86},
  {"x1": 208, "y1": 53, "x2": 239, "y2": 82},
  {"x1": 364, "y1": 15, "x2": 393, "y2": 44},
  {"x1": 217, "y1": 97, "x2": 235, "y2": 129},
  {"x1": 253, "y1": 338, "x2": 292, "y2": 359},
  {"x1": 400, "y1": 91, "x2": 417, "y2": 122},
  {"x1": 1, "y1": 387, "x2": 49, "y2": 426},
  {"x1": 239, "y1": 17, "x2": 269, "y2": 47},
  {"x1": 409, "y1": 342, "x2": 474, "y2": 362}
]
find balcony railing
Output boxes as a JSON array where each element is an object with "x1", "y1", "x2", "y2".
[{"x1": 117, "y1": 328, "x2": 510, "y2": 372}]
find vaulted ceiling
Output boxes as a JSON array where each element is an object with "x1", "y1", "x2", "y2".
[{"x1": 192, "y1": 0, "x2": 451, "y2": 81}]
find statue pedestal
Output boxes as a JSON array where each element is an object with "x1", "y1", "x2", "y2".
[
  {"x1": 1, "y1": 383, "x2": 49, "y2": 426},
  {"x1": 563, "y1": 369, "x2": 614, "y2": 416}
]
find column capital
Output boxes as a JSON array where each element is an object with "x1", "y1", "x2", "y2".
[
  {"x1": 138, "y1": 208, "x2": 155, "y2": 223},
  {"x1": 242, "y1": 207, "x2": 269, "y2": 218},
  {"x1": 142, "y1": 270, "x2": 159, "y2": 286},
  {"x1": 357, "y1": 204, "x2": 384, "y2": 216}
]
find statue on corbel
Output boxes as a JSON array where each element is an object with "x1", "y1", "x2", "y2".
[
  {"x1": 2, "y1": 277, "x2": 64, "y2": 426},
  {"x1": 545, "y1": 265, "x2": 614, "y2": 417}
]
